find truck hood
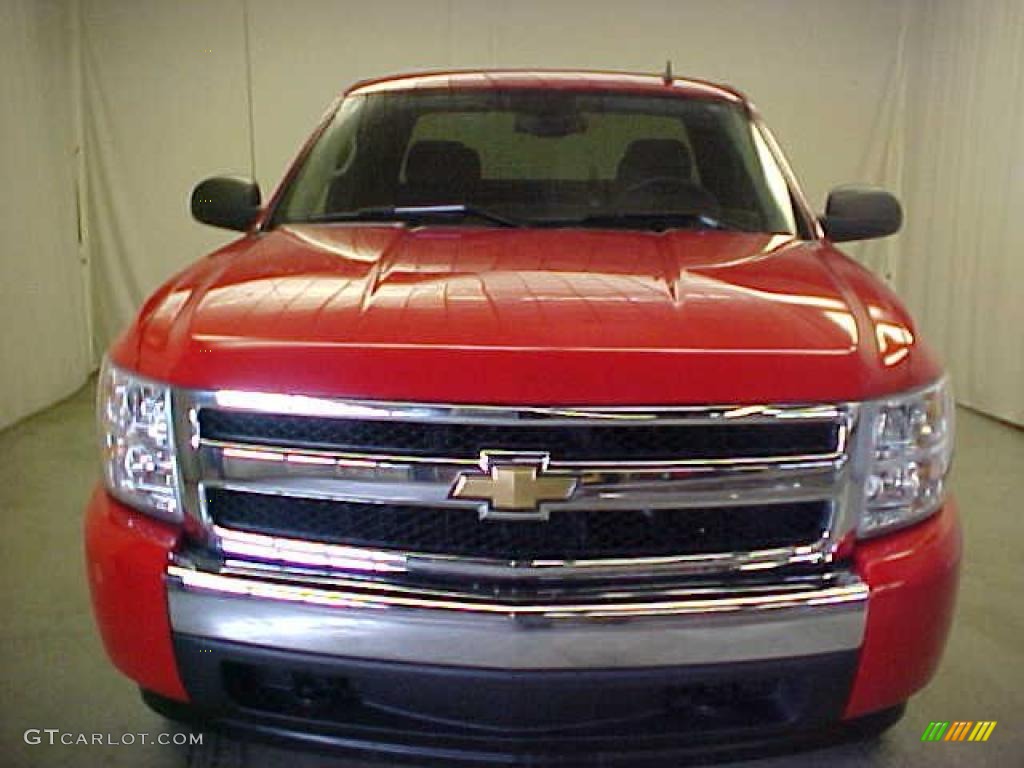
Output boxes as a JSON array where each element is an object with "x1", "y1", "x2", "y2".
[{"x1": 125, "y1": 225, "x2": 939, "y2": 404}]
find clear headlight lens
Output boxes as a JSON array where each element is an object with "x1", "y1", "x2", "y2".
[
  {"x1": 860, "y1": 377, "x2": 954, "y2": 537},
  {"x1": 97, "y1": 360, "x2": 181, "y2": 521}
]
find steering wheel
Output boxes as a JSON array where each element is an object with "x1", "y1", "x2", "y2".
[
  {"x1": 616, "y1": 175, "x2": 693, "y2": 201},
  {"x1": 610, "y1": 176, "x2": 725, "y2": 228}
]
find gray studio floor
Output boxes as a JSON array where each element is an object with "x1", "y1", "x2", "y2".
[{"x1": 1, "y1": 380, "x2": 1021, "y2": 767}]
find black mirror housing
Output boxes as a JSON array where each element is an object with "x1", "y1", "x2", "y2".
[
  {"x1": 820, "y1": 185, "x2": 902, "y2": 242},
  {"x1": 191, "y1": 176, "x2": 261, "y2": 231}
]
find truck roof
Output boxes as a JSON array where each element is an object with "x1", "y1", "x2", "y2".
[{"x1": 345, "y1": 69, "x2": 745, "y2": 103}]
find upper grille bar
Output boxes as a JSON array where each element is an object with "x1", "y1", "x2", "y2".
[{"x1": 198, "y1": 409, "x2": 841, "y2": 462}]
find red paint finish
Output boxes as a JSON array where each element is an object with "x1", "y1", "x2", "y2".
[
  {"x1": 112, "y1": 227, "x2": 941, "y2": 405},
  {"x1": 95, "y1": 70, "x2": 959, "y2": 719},
  {"x1": 346, "y1": 70, "x2": 743, "y2": 102},
  {"x1": 843, "y1": 501, "x2": 962, "y2": 718},
  {"x1": 84, "y1": 488, "x2": 188, "y2": 702}
]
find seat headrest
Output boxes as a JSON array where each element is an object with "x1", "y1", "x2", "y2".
[
  {"x1": 617, "y1": 139, "x2": 693, "y2": 184},
  {"x1": 404, "y1": 140, "x2": 482, "y2": 192}
]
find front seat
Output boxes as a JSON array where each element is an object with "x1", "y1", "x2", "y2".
[
  {"x1": 616, "y1": 139, "x2": 694, "y2": 187},
  {"x1": 402, "y1": 140, "x2": 482, "y2": 204},
  {"x1": 615, "y1": 138, "x2": 718, "y2": 213}
]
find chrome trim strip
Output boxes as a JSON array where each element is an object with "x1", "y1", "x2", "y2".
[
  {"x1": 201, "y1": 451, "x2": 844, "y2": 510},
  {"x1": 166, "y1": 562, "x2": 868, "y2": 668},
  {"x1": 202, "y1": 438, "x2": 849, "y2": 469},
  {"x1": 207, "y1": 557, "x2": 849, "y2": 598},
  {"x1": 212, "y1": 524, "x2": 829, "y2": 581}
]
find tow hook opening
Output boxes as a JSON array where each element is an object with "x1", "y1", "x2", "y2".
[{"x1": 223, "y1": 662, "x2": 361, "y2": 720}]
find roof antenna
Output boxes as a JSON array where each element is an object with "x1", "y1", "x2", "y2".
[{"x1": 662, "y1": 59, "x2": 673, "y2": 86}]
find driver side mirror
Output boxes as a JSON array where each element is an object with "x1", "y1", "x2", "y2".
[
  {"x1": 191, "y1": 175, "x2": 261, "y2": 231},
  {"x1": 820, "y1": 185, "x2": 902, "y2": 242}
]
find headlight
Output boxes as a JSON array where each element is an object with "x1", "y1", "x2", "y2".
[
  {"x1": 860, "y1": 377, "x2": 954, "y2": 537},
  {"x1": 97, "y1": 360, "x2": 181, "y2": 521}
]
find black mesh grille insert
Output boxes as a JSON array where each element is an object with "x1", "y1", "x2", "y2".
[
  {"x1": 207, "y1": 488, "x2": 828, "y2": 560},
  {"x1": 198, "y1": 410, "x2": 840, "y2": 461}
]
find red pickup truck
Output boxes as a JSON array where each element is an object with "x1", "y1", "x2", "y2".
[{"x1": 87, "y1": 70, "x2": 960, "y2": 762}]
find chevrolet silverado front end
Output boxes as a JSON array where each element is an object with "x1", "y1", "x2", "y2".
[{"x1": 86, "y1": 70, "x2": 959, "y2": 763}]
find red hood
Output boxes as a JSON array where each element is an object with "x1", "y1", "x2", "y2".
[{"x1": 118, "y1": 225, "x2": 940, "y2": 404}]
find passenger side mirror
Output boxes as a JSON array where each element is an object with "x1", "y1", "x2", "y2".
[
  {"x1": 191, "y1": 175, "x2": 261, "y2": 231},
  {"x1": 820, "y1": 185, "x2": 902, "y2": 242}
]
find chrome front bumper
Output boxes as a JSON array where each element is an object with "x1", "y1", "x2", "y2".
[{"x1": 166, "y1": 558, "x2": 868, "y2": 670}]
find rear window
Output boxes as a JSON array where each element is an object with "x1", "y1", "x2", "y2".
[
  {"x1": 406, "y1": 111, "x2": 694, "y2": 182},
  {"x1": 275, "y1": 89, "x2": 799, "y2": 234}
]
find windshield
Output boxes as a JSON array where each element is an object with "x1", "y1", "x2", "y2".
[{"x1": 273, "y1": 89, "x2": 800, "y2": 234}]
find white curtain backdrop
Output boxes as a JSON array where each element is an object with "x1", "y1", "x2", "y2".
[
  {"x1": 3, "y1": 0, "x2": 1020, "y2": 427},
  {"x1": 0, "y1": 0, "x2": 90, "y2": 430},
  {"x1": 79, "y1": 0, "x2": 253, "y2": 351},
  {"x1": 893, "y1": 0, "x2": 1024, "y2": 425}
]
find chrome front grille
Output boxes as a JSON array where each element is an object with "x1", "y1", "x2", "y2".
[{"x1": 172, "y1": 391, "x2": 863, "y2": 583}]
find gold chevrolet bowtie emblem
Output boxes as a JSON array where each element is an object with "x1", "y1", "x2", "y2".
[{"x1": 450, "y1": 452, "x2": 577, "y2": 520}]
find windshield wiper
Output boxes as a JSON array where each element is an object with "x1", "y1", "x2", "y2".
[
  {"x1": 305, "y1": 204, "x2": 524, "y2": 228},
  {"x1": 566, "y1": 211, "x2": 727, "y2": 231}
]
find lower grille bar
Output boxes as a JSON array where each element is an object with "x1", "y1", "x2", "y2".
[{"x1": 205, "y1": 488, "x2": 829, "y2": 561}]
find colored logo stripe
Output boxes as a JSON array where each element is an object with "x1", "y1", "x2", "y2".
[
  {"x1": 944, "y1": 721, "x2": 972, "y2": 741},
  {"x1": 969, "y1": 722, "x2": 997, "y2": 742},
  {"x1": 921, "y1": 721, "x2": 996, "y2": 742}
]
